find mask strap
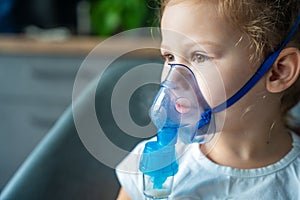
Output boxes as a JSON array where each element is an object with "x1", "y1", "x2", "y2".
[{"x1": 212, "y1": 12, "x2": 300, "y2": 113}]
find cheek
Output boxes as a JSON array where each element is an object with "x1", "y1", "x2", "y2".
[
  {"x1": 193, "y1": 62, "x2": 255, "y2": 109},
  {"x1": 221, "y1": 61, "x2": 257, "y2": 101},
  {"x1": 194, "y1": 65, "x2": 227, "y2": 109},
  {"x1": 218, "y1": 42, "x2": 260, "y2": 103}
]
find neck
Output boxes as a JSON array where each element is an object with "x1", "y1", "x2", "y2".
[{"x1": 201, "y1": 108, "x2": 292, "y2": 169}]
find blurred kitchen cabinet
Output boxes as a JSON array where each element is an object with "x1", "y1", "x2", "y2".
[{"x1": 0, "y1": 54, "x2": 107, "y2": 189}]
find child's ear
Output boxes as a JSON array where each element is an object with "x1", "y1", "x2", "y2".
[{"x1": 266, "y1": 47, "x2": 300, "y2": 93}]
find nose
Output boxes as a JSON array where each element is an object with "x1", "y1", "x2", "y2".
[
  {"x1": 162, "y1": 63, "x2": 191, "y2": 81},
  {"x1": 161, "y1": 55, "x2": 190, "y2": 81},
  {"x1": 174, "y1": 57, "x2": 190, "y2": 67}
]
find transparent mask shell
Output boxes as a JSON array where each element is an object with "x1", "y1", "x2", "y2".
[{"x1": 150, "y1": 64, "x2": 216, "y2": 144}]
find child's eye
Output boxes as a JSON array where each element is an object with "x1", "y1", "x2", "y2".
[
  {"x1": 162, "y1": 53, "x2": 175, "y2": 62},
  {"x1": 192, "y1": 53, "x2": 209, "y2": 64}
]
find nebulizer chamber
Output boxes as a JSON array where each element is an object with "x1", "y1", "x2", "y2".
[{"x1": 139, "y1": 64, "x2": 215, "y2": 199}]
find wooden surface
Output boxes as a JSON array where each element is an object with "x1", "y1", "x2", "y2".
[{"x1": 0, "y1": 34, "x2": 161, "y2": 57}]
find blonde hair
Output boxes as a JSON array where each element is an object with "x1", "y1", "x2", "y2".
[{"x1": 160, "y1": 0, "x2": 300, "y2": 134}]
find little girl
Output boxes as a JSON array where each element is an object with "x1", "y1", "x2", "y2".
[{"x1": 116, "y1": 0, "x2": 300, "y2": 199}]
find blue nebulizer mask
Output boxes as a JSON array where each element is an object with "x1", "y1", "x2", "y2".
[
  {"x1": 139, "y1": 63, "x2": 215, "y2": 200},
  {"x1": 139, "y1": 13, "x2": 300, "y2": 200}
]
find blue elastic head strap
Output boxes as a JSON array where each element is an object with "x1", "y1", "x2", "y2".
[{"x1": 212, "y1": 12, "x2": 300, "y2": 113}]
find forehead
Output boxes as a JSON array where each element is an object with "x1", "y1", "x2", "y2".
[{"x1": 161, "y1": 1, "x2": 239, "y2": 49}]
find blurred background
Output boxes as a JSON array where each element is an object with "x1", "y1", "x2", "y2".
[
  {"x1": 0, "y1": 0, "x2": 158, "y2": 35},
  {"x1": 0, "y1": 0, "x2": 160, "y2": 196}
]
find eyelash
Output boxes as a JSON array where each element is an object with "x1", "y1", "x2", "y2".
[
  {"x1": 161, "y1": 52, "x2": 210, "y2": 64},
  {"x1": 191, "y1": 53, "x2": 209, "y2": 64}
]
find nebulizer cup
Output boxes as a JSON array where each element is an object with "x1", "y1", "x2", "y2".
[
  {"x1": 143, "y1": 173, "x2": 174, "y2": 200},
  {"x1": 139, "y1": 63, "x2": 215, "y2": 199}
]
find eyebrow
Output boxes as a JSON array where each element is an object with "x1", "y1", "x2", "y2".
[
  {"x1": 187, "y1": 40, "x2": 224, "y2": 49},
  {"x1": 161, "y1": 40, "x2": 224, "y2": 51}
]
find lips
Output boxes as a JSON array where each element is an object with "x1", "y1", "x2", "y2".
[{"x1": 175, "y1": 97, "x2": 191, "y2": 114}]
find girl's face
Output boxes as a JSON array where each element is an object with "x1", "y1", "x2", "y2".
[{"x1": 160, "y1": 1, "x2": 265, "y2": 114}]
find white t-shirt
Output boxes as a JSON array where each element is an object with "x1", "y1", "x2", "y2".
[{"x1": 116, "y1": 132, "x2": 300, "y2": 200}]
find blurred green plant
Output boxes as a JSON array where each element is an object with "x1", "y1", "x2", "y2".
[{"x1": 90, "y1": 0, "x2": 158, "y2": 36}]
